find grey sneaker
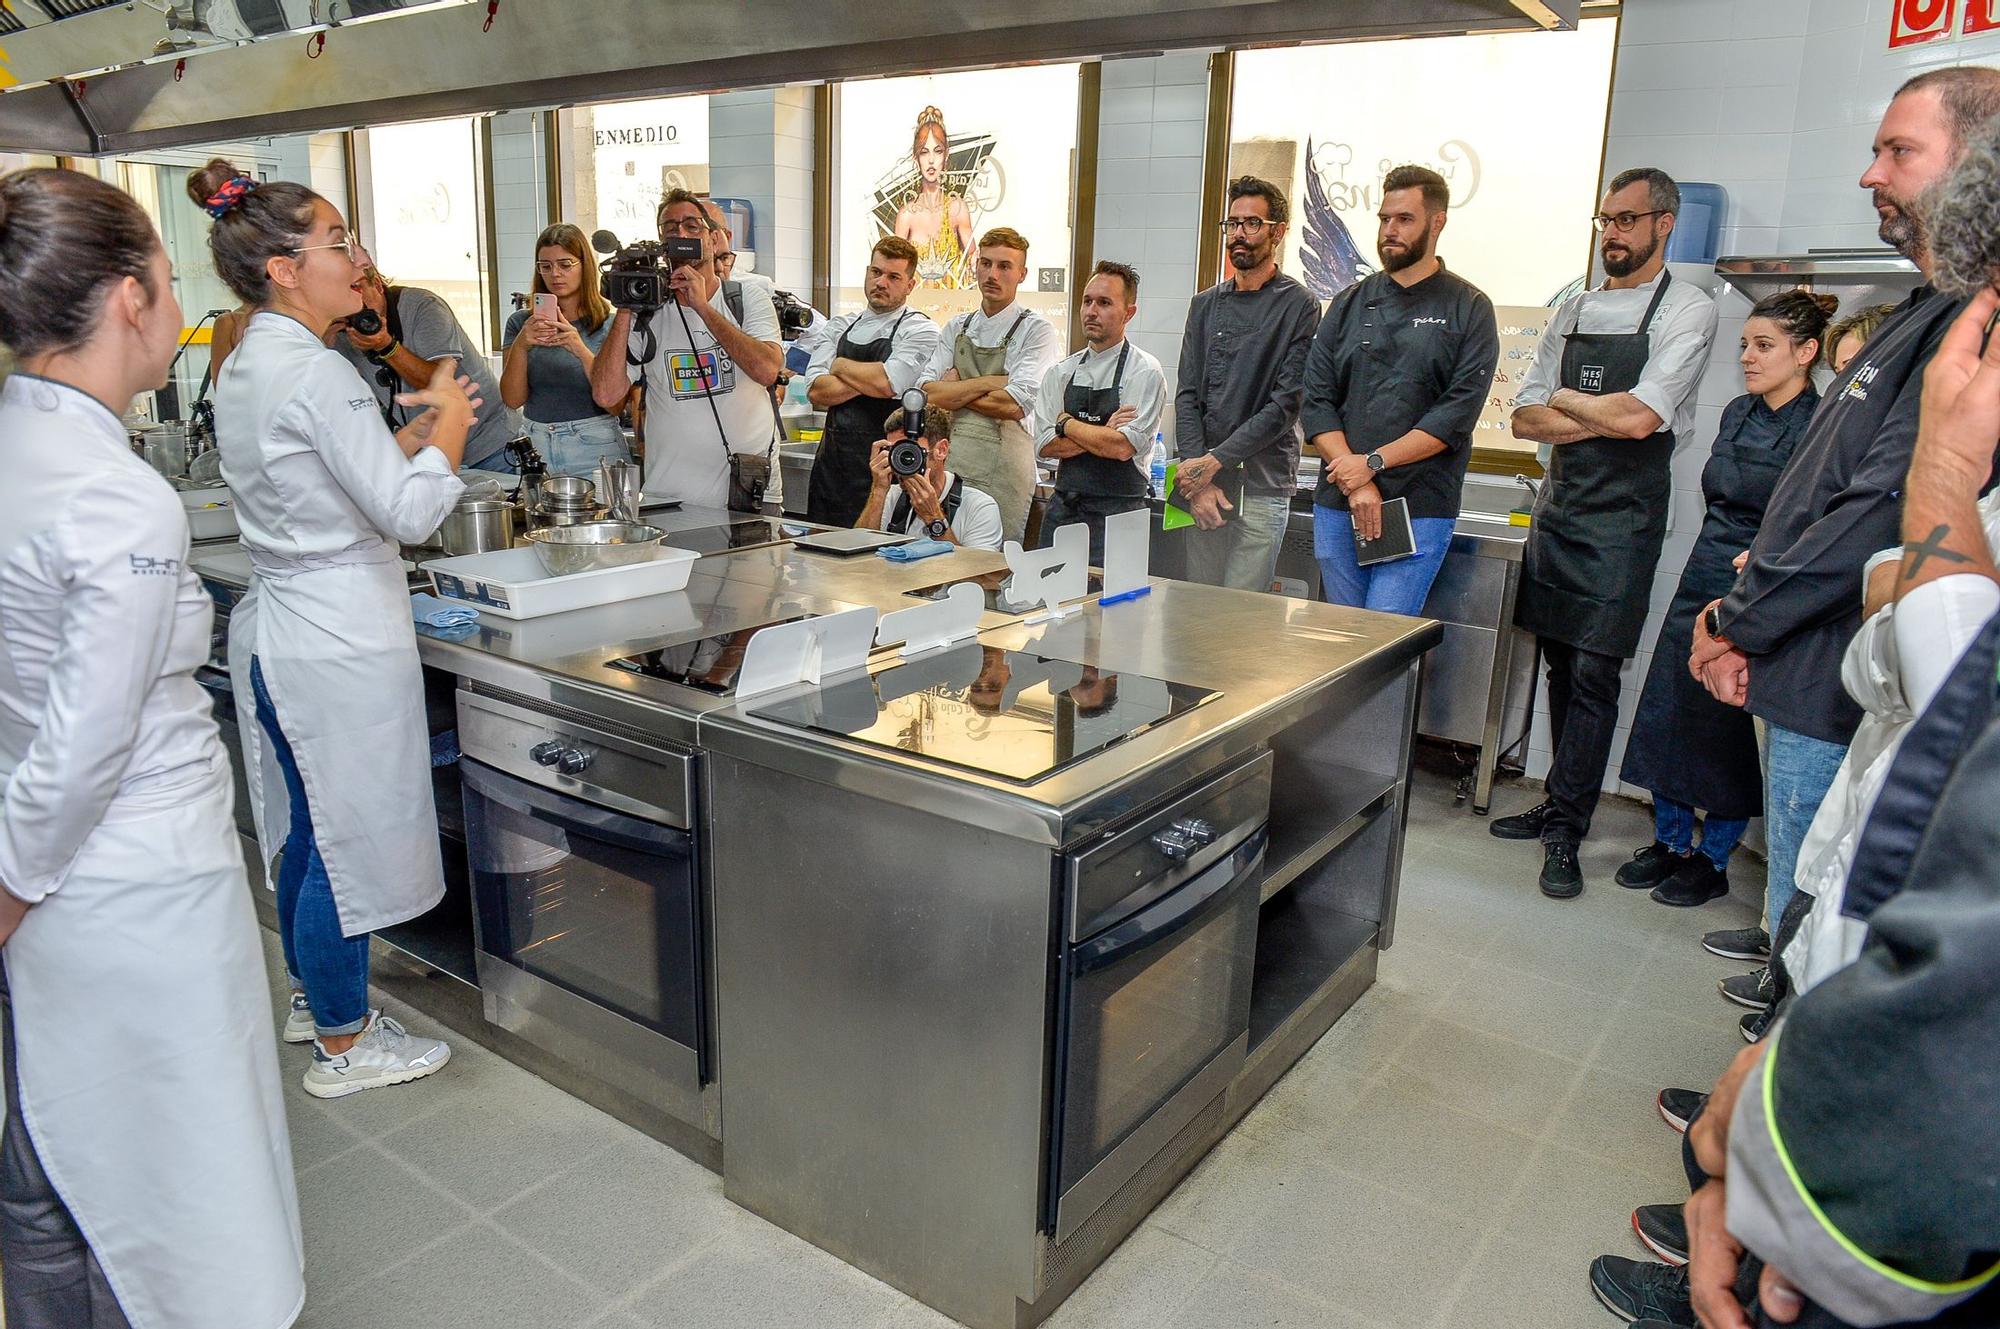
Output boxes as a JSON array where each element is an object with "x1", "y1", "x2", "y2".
[
  {"x1": 282, "y1": 990, "x2": 315, "y2": 1045},
  {"x1": 304, "y1": 1013, "x2": 451, "y2": 1099}
]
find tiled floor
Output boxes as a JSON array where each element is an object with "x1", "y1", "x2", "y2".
[{"x1": 275, "y1": 772, "x2": 1764, "y2": 1329}]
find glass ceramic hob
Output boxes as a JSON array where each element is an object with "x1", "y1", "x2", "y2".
[
  {"x1": 606, "y1": 613, "x2": 814, "y2": 695},
  {"x1": 656, "y1": 518, "x2": 808, "y2": 556},
  {"x1": 746, "y1": 642, "x2": 1218, "y2": 784}
]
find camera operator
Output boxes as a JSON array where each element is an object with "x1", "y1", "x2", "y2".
[
  {"x1": 332, "y1": 259, "x2": 517, "y2": 472},
  {"x1": 856, "y1": 403, "x2": 1004, "y2": 550},
  {"x1": 588, "y1": 189, "x2": 784, "y2": 510}
]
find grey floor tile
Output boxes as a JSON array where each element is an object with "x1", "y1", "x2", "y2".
[
  {"x1": 876, "y1": 1296, "x2": 967, "y2": 1329},
  {"x1": 493, "y1": 1141, "x2": 738, "y2": 1299},
  {"x1": 286, "y1": 1095, "x2": 368, "y2": 1175},
  {"x1": 1495, "y1": 1139, "x2": 1688, "y2": 1262},
  {"x1": 1320, "y1": 1072, "x2": 1537, "y2": 1225},
  {"x1": 1387, "y1": 1018, "x2": 1585, "y2": 1128},
  {"x1": 1043, "y1": 1224, "x2": 1219, "y2": 1329},
  {"x1": 342, "y1": 1221, "x2": 611, "y2": 1329},
  {"x1": 1590, "y1": 1002, "x2": 1742, "y2": 1092},
  {"x1": 1149, "y1": 1127, "x2": 1300, "y2": 1253},
  {"x1": 1371, "y1": 936, "x2": 1468, "y2": 1011},
  {"x1": 1289, "y1": 983, "x2": 1429, "y2": 1081},
  {"x1": 1549, "y1": 1065, "x2": 1699, "y2": 1175},
  {"x1": 1435, "y1": 1232, "x2": 1613, "y2": 1329},
  {"x1": 295, "y1": 1141, "x2": 474, "y2": 1277},
  {"x1": 627, "y1": 1218, "x2": 905, "y2": 1329},
  {"x1": 1163, "y1": 1256, "x2": 1378, "y2": 1329},
  {"x1": 1434, "y1": 957, "x2": 1611, "y2": 1062},
  {"x1": 1234, "y1": 1046, "x2": 1374, "y2": 1145}
]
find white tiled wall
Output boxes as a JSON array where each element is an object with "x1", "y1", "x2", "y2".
[
  {"x1": 489, "y1": 111, "x2": 550, "y2": 335},
  {"x1": 1524, "y1": 0, "x2": 2000, "y2": 808},
  {"x1": 707, "y1": 88, "x2": 815, "y2": 296}
]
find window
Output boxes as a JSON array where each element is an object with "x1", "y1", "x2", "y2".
[
  {"x1": 832, "y1": 66, "x2": 1080, "y2": 344},
  {"x1": 565, "y1": 95, "x2": 710, "y2": 247},
  {"x1": 359, "y1": 116, "x2": 492, "y2": 356}
]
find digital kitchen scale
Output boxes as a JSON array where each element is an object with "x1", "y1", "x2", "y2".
[
  {"x1": 746, "y1": 642, "x2": 1218, "y2": 784},
  {"x1": 606, "y1": 612, "x2": 816, "y2": 695}
]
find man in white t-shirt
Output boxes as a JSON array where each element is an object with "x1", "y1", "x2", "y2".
[
  {"x1": 855, "y1": 404, "x2": 1004, "y2": 550},
  {"x1": 590, "y1": 190, "x2": 784, "y2": 509}
]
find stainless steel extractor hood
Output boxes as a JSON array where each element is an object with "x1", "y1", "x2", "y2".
[{"x1": 0, "y1": 0, "x2": 1579, "y2": 156}]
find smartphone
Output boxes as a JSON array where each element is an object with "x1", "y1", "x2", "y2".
[{"x1": 533, "y1": 293, "x2": 560, "y2": 323}]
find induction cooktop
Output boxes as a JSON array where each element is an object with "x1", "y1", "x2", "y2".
[
  {"x1": 902, "y1": 570, "x2": 1104, "y2": 615},
  {"x1": 655, "y1": 519, "x2": 808, "y2": 556},
  {"x1": 606, "y1": 612, "x2": 815, "y2": 695},
  {"x1": 746, "y1": 642, "x2": 1218, "y2": 784}
]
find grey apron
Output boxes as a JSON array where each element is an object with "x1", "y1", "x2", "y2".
[{"x1": 949, "y1": 310, "x2": 1037, "y2": 544}]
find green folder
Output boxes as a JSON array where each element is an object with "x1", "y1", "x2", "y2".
[{"x1": 1161, "y1": 462, "x2": 1193, "y2": 531}]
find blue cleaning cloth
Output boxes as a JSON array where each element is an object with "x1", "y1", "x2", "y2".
[
  {"x1": 411, "y1": 592, "x2": 481, "y2": 628},
  {"x1": 877, "y1": 538, "x2": 955, "y2": 562}
]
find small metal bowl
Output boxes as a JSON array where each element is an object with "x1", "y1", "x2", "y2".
[
  {"x1": 538, "y1": 474, "x2": 597, "y2": 505},
  {"x1": 525, "y1": 521, "x2": 667, "y2": 576}
]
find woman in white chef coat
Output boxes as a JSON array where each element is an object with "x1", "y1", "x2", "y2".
[
  {"x1": 0, "y1": 169, "x2": 304, "y2": 1329},
  {"x1": 193, "y1": 158, "x2": 473, "y2": 1098}
]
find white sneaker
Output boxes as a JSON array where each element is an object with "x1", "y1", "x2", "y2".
[
  {"x1": 303, "y1": 1013, "x2": 451, "y2": 1099},
  {"x1": 282, "y1": 990, "x2": 315, "y2": 1045}
]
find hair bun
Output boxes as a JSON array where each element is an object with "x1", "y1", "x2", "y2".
[
  {"x1": 917, "y1": 105, "x2": 945, "y2": 127},
  {"x1": 185, "y1": 158, "x2": 245, "y2": 211},
  {"x1": 1812, "y1": 292, "x2": 1840, "y2": 316}
]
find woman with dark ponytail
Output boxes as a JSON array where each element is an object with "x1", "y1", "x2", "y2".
[
  {"x1": 195, "y1": 158, "x2": 470, "y2": 1098},
  {"x1": 0, "y1": 168, "x2": 304, "y2": 1329},
  {"x1": 1617, "y1": 289, "x2": 1836, "y2": 908}
]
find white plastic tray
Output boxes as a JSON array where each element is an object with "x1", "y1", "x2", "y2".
[
  {"x1": 178, "y1": 486, "x2": 239, "y2": 542},
  {"x1": 423, "y1": 545, "x2": 699, "y2": 619}
]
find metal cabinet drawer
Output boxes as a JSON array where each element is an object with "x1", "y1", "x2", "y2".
[{"x1": 1067, "y1": 751, "x2": 1273, "y2": 943}]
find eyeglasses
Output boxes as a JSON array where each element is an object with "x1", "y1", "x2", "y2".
[
  {"x1": 535, "y1": 258, "x2": 581, "y2": 274},
  {"x1": 662, "y1": 216, "x2": 710, "y2": 237},
  {"x1": 1218, "y1": 218, "x2": 1272, "y2": 235},
  {"x1": 292, "y1": 236, "x2": 365, "y2": 263},
  {"x1": 1591, "y1": 210, "x2": 1666, "y2": 232}
]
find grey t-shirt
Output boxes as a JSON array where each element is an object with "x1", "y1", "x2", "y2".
[
  {"x1": 332, "y1": 285, "x2": 517, "y2": 465},
  {"x1": 501, "y1": 307, "x2": 615, "y2": 424}
]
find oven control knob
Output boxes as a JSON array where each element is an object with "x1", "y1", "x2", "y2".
[
  {"x1": 529, "y1": 741, "x2": 563, "y2": 766},
  {"x1": 1173, "y1": 817, "x2": 1216, "y2": 847},
  {"x1": 556, "y1": 747, "x2": 592, "y2": 775},
  {"x1": 1152, "y1": 827, "x2": 1197, "y2": 861}
]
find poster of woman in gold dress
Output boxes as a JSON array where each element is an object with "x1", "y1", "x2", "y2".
[{"x1": 890, "y1": 107, "x2": 977, "y2": 289}]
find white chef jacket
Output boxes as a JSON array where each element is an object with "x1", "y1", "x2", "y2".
[
  {"x1": 805, "y1": 304, "x2": 943, "y2": 396},
  {"x1": 1033, "y1": 338, "x2": 1168, "y2": 483},
  {"x1": 0, "y1": 371, "x2": 305, "y2": 1329},
  {"x1": 628, "y1": 282, "x2": 782, "y2": 507},
  {"x1": 1514, "y1": 268, "x2": 1718, "y2": 441},
  {"x1": 921, "y1": 300, "x2": 1062, "y2": 421}
]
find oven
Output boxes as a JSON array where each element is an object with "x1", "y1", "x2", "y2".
[
  {"x1": 456, "y1": 687, "x2": 709, "y2": 1126},
  {"x1": 1046, "y1": 751, "x2": 1271, "y2": 1241}
]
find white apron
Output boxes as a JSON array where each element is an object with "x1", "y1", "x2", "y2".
[{"x1": 5, "y1": 766, "x2": 304, "y2": 1329}]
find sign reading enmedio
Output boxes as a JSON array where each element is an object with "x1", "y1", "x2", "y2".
[{"x1": 594, "y1": 125, "x2": 683, "y2": 147}]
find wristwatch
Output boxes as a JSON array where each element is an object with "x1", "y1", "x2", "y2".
[
  {"x1": 924, "y1": 513, "x2": 949, "y2": 539},
  {"x1": 1365, "y1": 451, "x2": 1385, "y2": 474},
  {"x1": 1055, "y1": 414, "x2": 1070, "y2": 439},
  {"x1": 1703, "y1": 603, "x2": 1724, "y2": 639}
]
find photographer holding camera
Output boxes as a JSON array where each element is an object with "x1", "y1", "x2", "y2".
[
  {"x1": 588, "y1": 189, "x2": 784, "y2": 511},
  {"x1": 856, "y1": 400, "x2": 1004, "y2": 550}
]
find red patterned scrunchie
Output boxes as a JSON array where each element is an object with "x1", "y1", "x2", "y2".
[{"x1": 202, "y1": 176, "x2": 256, "y2": 219}]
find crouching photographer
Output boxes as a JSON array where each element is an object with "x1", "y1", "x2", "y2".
[
  {"x1": 857, "y1": 397, "x2": 1004, "y2": 550},
  {"x1": 587, "y1": 188, "x2": 784, "y2": 511}
]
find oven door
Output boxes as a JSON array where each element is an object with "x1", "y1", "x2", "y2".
[
  {"x1": 1048, "y1": 755, "x2": 1271, "y2": 1242},
  {"x1": 460, "y1": 758, "x2": 705, "y2": 1077}
]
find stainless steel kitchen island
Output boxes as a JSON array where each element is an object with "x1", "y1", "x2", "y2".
[{"x1": 191, "y1": 512, "x2": 1439, "y2": 1329}]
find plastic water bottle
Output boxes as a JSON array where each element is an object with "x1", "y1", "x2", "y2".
[{"x1": 1149, "y1": 432, "x2": 1168, "y2": 498}]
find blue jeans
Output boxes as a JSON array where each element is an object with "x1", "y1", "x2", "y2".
[
  {"x1": 249, "y1": 658, "x2": 371, "y2": 1037},
  {"x1": 1762, "y1": 724, "x2": 1848, "y2": 929},
  {"x1": 464, "y1": 449, "x2": 515, "y2": 474},
  {"x1": 524, "y1": 415, "x2": 630, "y2": 478},
  {"x1": 1312, "y1": 508, "x2": 1456, "y2": 615},
  {"x1": 1653, "y1": 797, "x2": 1749, "y2": 871}
]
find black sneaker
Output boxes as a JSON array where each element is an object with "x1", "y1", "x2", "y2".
[
  {"x1": 1655, "y1": 1088, "x2": 1706, "y2": 1134},
  {"x1": 1589, "y1": 1255, "x2": 1693, "y2": 1323},
  {"x1": 1741, "y1": 1008, "x2": 1772, "y2": 1043},
  {"x1": 1651, "y1": 857, "x2": 1730, "y2": 907},
  {"x1": 1719, "y1": 966, "x2": 1775, "y2": 1010},
  {"x1": 1491, "y1": 798, "x2": 1558, "y2": 840},
  {"x1": 1632, "y1": 1203, "x2": 1689, "y2": 1265},
  {"x1": 1540, "y1": 841, "x2": 1583, "y2": 899},
  {"x1": 1616, "y1": 841, "x2": 1687, "y2": 889},
  {"x1": 1700, "y1": 925, "x2": 1770, "y2": 961}
]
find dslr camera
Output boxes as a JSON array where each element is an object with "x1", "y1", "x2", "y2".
[
  {"x1": 346, "y1": 307, "x2": 384, "y2": 337},
  {"x1": 592, "y1": 229, "x2": 704, "y2": 312},
  {"x1": 771, "y1": 288, "x2": 814, "y2": 342},
  {"x1": 888, "y1": 386, "x2": 931, "y2": 478}
]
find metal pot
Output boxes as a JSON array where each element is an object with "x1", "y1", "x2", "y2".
[{"x1": 434, "y1": 497, "x2": 519, "y2": 555}]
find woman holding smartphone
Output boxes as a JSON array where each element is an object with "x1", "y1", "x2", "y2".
[
  {"x1": 501, "y1": 222, "x2": 629, "y2": 476},
  {"x1": 194, "y1": 157, "x2": 472, "y2": 1098},
  {"x1": 0, "y1": 167, "x2": 303, "y2": 1329}
]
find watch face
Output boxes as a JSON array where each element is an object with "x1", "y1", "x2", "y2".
[{"x1": 926, "y1": 517, "x2": 949, "y2": 539}]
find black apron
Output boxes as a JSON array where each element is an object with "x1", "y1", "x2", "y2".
[
  {"x1": 1514, "y1": 271, "x2": 1677, "y2": 657},
  {"x1": 807, "y1": 309, "x2": 911, "y2": 527},
  {"x1": 1619, "y1": 387, "x2": 1818, "y2": 817},
  {"x1": 1054, "y1": 342, "x2": 1145, "y2": 499}
]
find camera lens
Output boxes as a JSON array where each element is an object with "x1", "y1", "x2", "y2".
[
  {"x1": 887, "y1": 438, "x2": 927, "y2": 478},
  {"x1": 348, "y1": 308, "x2": 383, "y2": 337}
]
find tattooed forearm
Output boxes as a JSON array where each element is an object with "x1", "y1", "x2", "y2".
[{"x1": 1901, "y1": 525, "x2": 1976, "y2": 583}]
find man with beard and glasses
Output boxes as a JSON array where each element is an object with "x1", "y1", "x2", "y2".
[
  {"x1": 1685, "y1": 67, "x2": 2000, "y2": 1005},
  {"x1": 1173, "y1": 175, "x2": 1323, "y2": 592},
  {"x1": 1301, "y1": 164, "x2": 1499, "y2": 614},
  {"x1": 1496, "y1": 166, "x2": 1718, "y2": 900}
]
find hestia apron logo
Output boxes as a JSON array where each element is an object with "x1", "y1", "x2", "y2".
[{"x1": 1579, "y1": 364, "x2": 1606, "y2": 393}]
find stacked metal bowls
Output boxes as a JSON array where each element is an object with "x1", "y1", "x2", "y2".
[
  {"x1": 525, "y1": 521, "x2": 667, "y2": 576},
  {"x1": 530, "y1": 474, "x2": 604, "y2": 528}
]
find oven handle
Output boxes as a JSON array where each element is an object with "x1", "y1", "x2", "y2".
[
  {"x1": 1071, "y1": 824, "x2": 1266, "y2": 978},
  {"x1": 460, "y1": 757, "x2": 690, "y2": 858}
]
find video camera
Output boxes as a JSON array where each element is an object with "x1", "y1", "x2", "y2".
[
  {"x1": 888, "y1": 386, "x2": 931, "y2": 478},
  {"x1": 591, "y1": 228, "x2": 703, "y2": 313}
]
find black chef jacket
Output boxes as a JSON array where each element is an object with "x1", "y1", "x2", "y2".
[
  {"x1": 1716, "y1": 286, "x2": 1966, "y2": 745},
  {"x1": 1299, "y1": 263, "x2": 1500, "y2": 519}
]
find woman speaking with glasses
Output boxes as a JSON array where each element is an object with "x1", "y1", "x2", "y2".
[
  {"x1": 500, "y1": 223, "x2": 630, "y2": 477},
  {"x1": 193, "y1": 159, "x2": 472, "y2": 1098}
]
